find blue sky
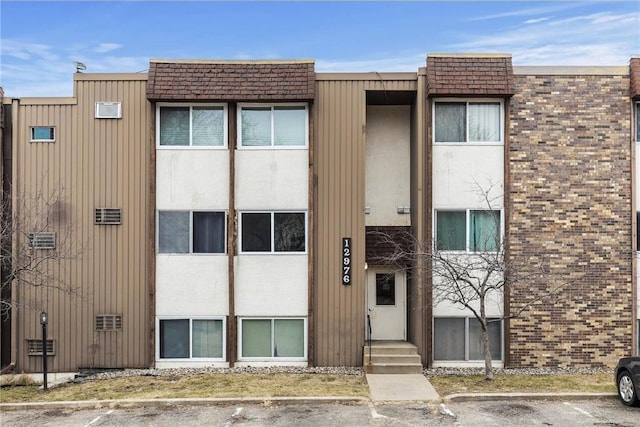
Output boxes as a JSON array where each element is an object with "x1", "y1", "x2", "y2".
[{"x1": 1, "y1": 1, "x2": 639, "y2": 97}]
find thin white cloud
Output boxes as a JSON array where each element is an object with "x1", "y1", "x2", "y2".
[
  {"x1": 94, "y1": 43, "x2": 122, "y2": 53},
  {"x1": 524, "y1": 17, "x2": 549, "y2": 24},
  {"x1": 451, "y1": 11, "x2": 639, "y2": 65},
  {"x1": 464, "y1": 3, "x2": 579, "y2": 21},
  {"x1": 316, "y1": 53, "x2": 425, "y2": 73}
]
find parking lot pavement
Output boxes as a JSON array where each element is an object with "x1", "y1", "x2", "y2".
[
  {"x1": 2, "y1": 398, "x2": 638, "y2": 426},
  {"x1": 443, "y1": 398, "x2": 639, "y2": 427}
]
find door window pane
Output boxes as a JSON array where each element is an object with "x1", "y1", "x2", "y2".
[
  {"x1": 470, "y1": 210, "x2": 500, "y2": 252},
  {"x1": 160, "y1": 107, "x2": 189, "y2": 146},
  {"x1": 375, "y1": 273, "x2": 396, "y2": 305},
  {"x1": 469, "y1": 318, "x2": 502, "y2": 360},
  {"x1": 158, "y1": 211, "x2": 189, "y2": 253},
  {"x1": 193, "y1": 212, "x2": 225, "y2": 253},
  {"x1": 434, "y1": 103, "x2": 465, "y2": 142},
  {"x1": 192, "y1": 319, "x2": 223, "y2": 358},
  {"x1": 274, "y1": 107, "x2": 305, "y2": 146},
  {"x1": 274, "y1": 319, "x2": 304, "y2": 357},
  {"x1": 31, "y1": 127, "x2": 55, "y2": 140},
  {"x1": 274, "y1": 213, "x2": 305, "y2": 252},
  {"x1": 192, "y1": 107, "x2": 224, "y2": 146},
  {"x1": 241, "y1": 213, "x2": 271, "y2": 252},
  {"x1": 436, "y1": 211, "x2": 466, "y2": 251},
  {"x1": 434, "y1": 318, "x2": 465, "y2": 360},
  {"x1": 160, "y1": 319, "x2": 189, "y2": 358},
  {"x1": 241, "y1": 108, "x2": 271, "y2": 146},
  {"x1": 242, "y1": 319, "x2": 272, "y2": 357},
  {"x1": 469, "y1": 103, "x2": 500, "y2": 142}
]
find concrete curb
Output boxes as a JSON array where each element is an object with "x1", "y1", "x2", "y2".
[
  {"x1": 0, "y1": 396, "x2": 370, "y2": 411},
  {"x1": 444, "y1": 392, "x2": 617, "y2": 402}
]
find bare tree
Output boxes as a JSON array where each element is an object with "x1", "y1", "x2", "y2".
[
  {"x1": 368, "y1": 182, "x2": 582, "y2": 380},
  {"x1": 1, "y1": 185, "x2": 81, "y2": 318}
]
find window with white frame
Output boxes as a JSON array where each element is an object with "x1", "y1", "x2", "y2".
[
  {"x1": 158, "y1": 211, "x2": 226, "y2": 253},
  {"x1": 30, "y1": 126, "x2": 55, "y2": 142},
  {"x1": 239, "y1": 105, "x2": 307, "y2": 147},
  {"x1": 434, "y1": 101, "x2": 502, "y2": 143},
  {"x1": 240, "y1": 318, "x2": 306, "y2": 359},
  {"x1": 158, "y1": 105, "x2": 226, "y2": 147},
  {"x1": 436, "y1": 210, "x2": 501, "y2": 252},
  {"x1": 159, "y1": 318, "x2": 224, "y2": 359},
  {"x1": 433, "y1": 317, "x2": 503, "y2": 361},
  {"x1": 240, "y1": 212, "x2": 306, "y2": 253}
]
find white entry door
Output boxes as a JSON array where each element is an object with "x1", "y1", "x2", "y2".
[{"x1": 366, "y1": 269, "x2": 406, "y2": 340}]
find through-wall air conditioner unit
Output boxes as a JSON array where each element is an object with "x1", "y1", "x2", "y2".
[{"x1": 95, "y1": 102, "x2": 122, "y2": 119}]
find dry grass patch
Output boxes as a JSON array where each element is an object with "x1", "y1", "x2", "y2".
[
  {"x1": 428, "y1": 373, "x2": 615, "y2": 396},
  {"x1": 0, "y1": 373, "x2": 369, "y2": 403}
]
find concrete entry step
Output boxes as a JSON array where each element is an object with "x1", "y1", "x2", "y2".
[{"x1": 363, "y1": 341, "x2": 423, "y2": 374}]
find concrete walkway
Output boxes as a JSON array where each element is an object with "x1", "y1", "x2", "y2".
[{"x1": 366, "y1": 373, "x2": 441, "y2": 402}]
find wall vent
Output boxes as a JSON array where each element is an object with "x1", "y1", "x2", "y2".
[
  {"x1": 95, "y1": 102, "x2": 122, "y2": 119},
  {"x1": 27, "y1": 232, "x2": 56, "y2": 249},
  {"x1": 95, "y1": 314, "x2": 123, "y2": 331},
  {"x1": 95, "y1": 208, "x2": 122, "y2": 225},
  {"x1": 27, "y1": 339, "x2": 55, "y2": 356}
]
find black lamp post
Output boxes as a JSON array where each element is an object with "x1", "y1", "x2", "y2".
[{"x1": 40, "y1": 311, "x2": 48, "y2": 390}]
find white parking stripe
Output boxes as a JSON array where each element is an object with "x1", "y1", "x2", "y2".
[
  {"x1": 563, "y1": 402, "x2": 593, "y2": 418},
  {"x1": 84, "y1": 409, "x2": 114, "y2": 427}
]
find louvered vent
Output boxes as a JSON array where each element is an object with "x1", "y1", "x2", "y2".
[
  {"x1": 95, "y1": 102, "x2": 122, "y2": 119},
  {"x1": 96, "y1": 314, "x2": 123, "y2": 331},
  {"x1": 27, "y1": 232, "x2": 56, "y2": 249},
  {"x1": 27, "y1": 339, "x2": 55, "y2": 356},
  {"x1": 95, "y1": 208, "x2": 122, "y2": 225}
]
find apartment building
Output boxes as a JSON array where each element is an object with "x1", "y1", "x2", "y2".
[{"x1": 1, "y1": 54, "x2": 638, "y2": 373}]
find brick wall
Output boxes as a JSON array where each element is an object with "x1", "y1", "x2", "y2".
[
  {"x1": 508, "y1": 73, "x2": 633, "y2": 368},
  {"x1": 631, "y1": 58, "x2": 640, "y2": 99},
  {"x1": 147, "y1": 60, "x2": 315, "y2": 101}
]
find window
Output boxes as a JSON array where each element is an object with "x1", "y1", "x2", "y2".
[
  {"x1": 240, "y1": 318, "x2": 306, "y2": 359},
  {"x1": 159, "y1": 318, "x2": 224, "y2": 359},
  {"x1": 27, "y1": 232, "x2": 56, "y2": 249},
  {"x1": 158, "y1": 211, "x2": 225, "y2": 253},
  {"x1": 434, "y1": 101, "x2": 502, "y2": 143},
  {"x1": 239, "y1": 105, "x2": 307, "y2": 147},
  {"x1": 436, "y1": 210, "x2": 501, "y2": 252},
  {"x1": 30, "y1": 126, "x2": 55, "y2": 142},
  {"x1": 240, "y1": 212, "x2": 306, "y2": 253},
  {"x1": 376, "y1": 273, "x2": 395, "y2": 306},
  {"x1": 158, "y1": 105, "x2": 226, "y2": 147},
  {"x1": 433, "y1": 317, "x2": 502, "y2": 361}
]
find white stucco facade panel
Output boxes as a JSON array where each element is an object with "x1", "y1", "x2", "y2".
[
  {"x1": 432, "y1": 145, "x2": 504, "y2": 209},
  {"x1": 156, "y1": 150, "x2": 229, "y2": 210},
  {"x1": 235, "y1": 150, "x2": 308, "y2": 210},
  {"x1": 365, "y1": 106, "x2": 411, "y2": 226},
  {"x1": 235, "y1": 255, "x2": 308, "y2": 316},
  {"x1": 156, "y1": 255, "x2": 229, "y2": 316}
]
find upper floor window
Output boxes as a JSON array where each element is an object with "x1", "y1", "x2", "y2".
[
  {"x1": 158, "y1": 104, "x2": 227, "y2": 147},
  {"x1": 158, "y1": 210, "x2": 226, "y2": 254},
  {"x1": 239, "y1": 104, "x2": 308, "y2": 147},
  {"x1": 434, "y1": 101, "x2": 502, "y2": 143},
  {"x1": 436, "y1": 209, "x2": 501, "y2": 252},
  {"x1": 240, "y1": 211, "x2": 306, "y2": 253},
  {"x1": 30, "y1": 126, "x2": 55, "y2": 142}
]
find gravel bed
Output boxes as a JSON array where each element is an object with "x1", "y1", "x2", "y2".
[
  {"x1": 82, "y1": 366, "x2": 365, "y2": 381},
  {"x1": 424, "y1": 366, "x2": 613, "y2": 376}
]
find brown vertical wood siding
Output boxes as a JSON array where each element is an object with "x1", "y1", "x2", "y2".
[
  {"x1": 12, "y1": 74, "x2": 150, "y2": 372},
  {"x1": 314, "y1": 74, "x2": 417, "y2": 366}
]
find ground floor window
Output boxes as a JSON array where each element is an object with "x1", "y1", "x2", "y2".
[
  {"x1": 433, "y1": 317, "x2": 503, "y2": 361},
  {"x1": 159, "y1": 318, "x2": 225, "y2": 359},
  {"x1": 240, "y1": 318, "x2": 306, "y2": 359}
]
